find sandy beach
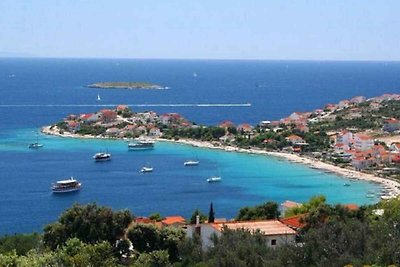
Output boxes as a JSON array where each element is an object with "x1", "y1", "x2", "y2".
[{"x1": 42, "y1": 126, "x2": 400, "y2": 198}]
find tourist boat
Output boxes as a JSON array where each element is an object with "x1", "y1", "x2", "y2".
[
  {"x1": 51, "y1": 177, "x2": 82, "y2": 193},
  {"x1": 93, "y1": 152, "x2": 111, "y2": 161},
  {"x1": 184, "y1": 160, "x2": 200, "y2": 166},
  {"x1": 28, "y1": 132, "x2": 44, "y2": 149},
  {"x1": 207, "y1": 176, "x2": 221, "y2": 183},
  {"x1": 128, "y1": 140, "x2": 155, "y2": 150},
  {"x1": 140, "y1": 166, "x2": 153, "y2": 173}
]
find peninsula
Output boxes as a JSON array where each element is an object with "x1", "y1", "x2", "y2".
[
  {"x1": 87, "y1": 82, "x2": 165, "y2": 90},
  {"x1": 42, "y1": 94, "x2": 400, "y2": 198}
]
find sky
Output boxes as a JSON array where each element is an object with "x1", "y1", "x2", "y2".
[{"x1": 0, "y1": 0, "x2": 399, "y2": 60}]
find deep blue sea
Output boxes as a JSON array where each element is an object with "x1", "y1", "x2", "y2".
[{"x1": 0, "y1": 58, "x2": 399, "y2": 234}]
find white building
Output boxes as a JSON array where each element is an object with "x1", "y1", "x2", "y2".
[
  {"x1": 187, "y1": 220, "x2": 297, "y2": 250},
  {"x1": 353, "y1": 133, "x2": 374, "y2": 151}
]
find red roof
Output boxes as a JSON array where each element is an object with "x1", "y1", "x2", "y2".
[
  {"x1": 280, "y1": 214, "x2": 306, "y2": 229},
  {"x1": 161, "y1": 216, "x2": 186, "y2": 225},
  {"x1": 343, "y1": 204, "x2": 359, "y2": 211}
]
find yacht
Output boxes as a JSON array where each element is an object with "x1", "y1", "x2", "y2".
[
  {"x1": 207, "y1": 176, "x2": 221, "y2": 183},
  {"x1": 51, "y1": 177, "x2": 82, "y2": 193},
  {"x1": 128, "y1": 140, "x2": 155, "y2": 150},
  {"x1": 184, "y1": 160, "x2": 200, "y2": 166},
  {"x1": 93, "y1": 152, "x2": 111, "y2": 161}
]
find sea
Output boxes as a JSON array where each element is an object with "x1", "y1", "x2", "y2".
[{"x1": 1, "y1": 58, "x2": 399, "y2": 235}]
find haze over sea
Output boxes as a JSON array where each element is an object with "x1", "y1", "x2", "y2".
[{"x1": 1, "y1": 58, "x2": 399, "y2": 234}]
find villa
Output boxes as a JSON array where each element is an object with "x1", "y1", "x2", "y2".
[{"x1": 187, "y1": 219, "x2": 297, "y2": 250}]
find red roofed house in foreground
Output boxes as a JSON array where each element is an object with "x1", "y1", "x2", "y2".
[
  {"x1": 187, "y1": 220, "x2": 297, "y2": 249},
  {"x1": 161, "y1": 216, "x2": 186, "y2": 227},
  {"x1": 280, "y1": 214, "x2": 307, "y2": 231}
]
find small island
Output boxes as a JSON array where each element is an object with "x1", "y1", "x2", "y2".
[{"x1": 87, "y1": 82, "x2": 165, "y2": 90}]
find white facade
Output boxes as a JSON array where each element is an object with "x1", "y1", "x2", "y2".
[{"x1": 353, "y1": 134, "x2": 374, "y2": 151}]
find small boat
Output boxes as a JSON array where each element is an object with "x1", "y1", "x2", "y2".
[
  {"x1": 51, "y1": 177, "x2": 82, "y2": 193},
  {"x1": 366, "y1": 193, "x2": 375, "y2": 198},
  {"x1": 193, "y1": 72, "x2": 198, "y2": 77},
  {"x1": 29, "y1": 132, "x2": 44, "y2": 149},
  {"x1": 184, "y1": 160, "x2": 200, "y2": 166},
  {"x1": 93, "y1": 152, "x2": 111, "y2": 161},
  {"x1": 128, "y1": 140, "x2": 155, "y2": 150},
  {"x1": 97, "y1": 94, "x2": 101, "y2": 101},
  {"x1": 140, "y1": 166, "x2": 153, "y2": 173},
  {"x1": 343, "y1": 183, "x2": 351, "y2": 187},
  {"x1": 207, "y1": 176, "x2": 221, "y2": 183}
]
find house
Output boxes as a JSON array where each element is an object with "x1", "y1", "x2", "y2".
[
  {"x1": 80, "y1": 113, "x2": 101, "y2": 124},
  {"x1": 353, "y1": 133, "x2": 374, "y2": 151},
  {"x1": 100, "y1": 110, "x2": 117, "y2": 123},
  {"x1": 187, "y1": 220, "x2": 297, "y2": 250},
  {"x1": 219, "y1": 133, "x2": 235, "y2": 143},
  {"x1": 285, "y1": 135, "x2": 305, "y2": 145},
  {"x1": 280, "y1": 200, "x2": 302, "y2": 215},
  {"x1": 237, "y1": 123, "x2": 253, "y2": 133},
  {"x1": 161, "y1": 216, "x2": 186, "y2": 227},
  {"x1": 280, "y1": 214, "x2": 307, "y2": 231},
  {"x1": 351, "y1": 157, "x2": 373, "y2": 170},
  {"x1": 116, "y1": 105, "x2": 130, "y2": 112},
  {"x1": 383, "y1": 118, "x2": 400, "y2": 133},
  {"x1": 338, "y1": 99, "x2": 351, "y2": 108},
  {"x1": 219, "y1": 120, "x2": 235, "y2": 129},
  {"x1": 350, "y1": 96, "x2": 366, "y2": 104},
  {"x1": 148, "y1": 127, "x2": 161, "y2": 137},
  {"x1": 105, "y1": 127, "x2": 120, "y2": 137},
  {"x1": 65, "y1": 120, "x2": 80, "y2": 133},
  {"x1": 336, "y1": 131, "x2": 353, "y2": 147}
]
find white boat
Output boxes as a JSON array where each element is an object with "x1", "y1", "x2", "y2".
[
  {"x1": 184, "y1": 160, "x2": 200, "y2": 166},
  {"x1": 97, "y1": 94, "x2": 101, "y2": 101},
  {"x1": 193, "y1": 72, "x2": 198, "y2": 77},
  {"x1": 343, "y1": 183, "x2": 351, "y2": 187},
  {"x1": 28, "y1": 132, "x2": 44, "y2": 149},
  {"x1": 207, "y1": 176, "x2": 221, "y2": 183},
  {"x1": 51, "y1": 177, "x2": 82, "y2": 193},
  {"x1": 93, "y1": 152, "x2": 111, "y2": 161},
  {"x1": 128, "y1": 140, "x2": 155, "y2": 150},
  {"x1": 140, "y1": 166, "x2": 153, "y2": 173}
]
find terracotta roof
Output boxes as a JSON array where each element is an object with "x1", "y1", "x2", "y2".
[
  {"x1": 280, "y1": 214, "x2": 306, "y2": 229},
  {"x1": 212, "y1": 220, "x2": 297, "y2": 236},
  {"x1": 343, "y1": 204, "x2": 359, "y2": 211},
  {"x1": 162, "y1": 216, "x2": 186, "y2": 225}
]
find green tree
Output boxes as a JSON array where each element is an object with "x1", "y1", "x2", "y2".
[
  {"x1": 127, "y1": 224, "x2": 161, "y2": 253},
  {"x1": 43, "y1": 203, "x2": 133, "y2": 249},
  {"x1": 236, "y1": 201, "x2": 280, "y2": 221},
  {"x1": 208, "y1": 203, "x2": 215, "y2": 223},
  {"x1": 0, "y1": 233, "x2": 41, "y2": 256},
  {"x1": 190, "y1": 209, "x2": 207, "y2": 224}
]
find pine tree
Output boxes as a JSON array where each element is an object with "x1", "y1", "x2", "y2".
[{"x1": 208, "y1": 202, "x2": 215, "y2": 223}]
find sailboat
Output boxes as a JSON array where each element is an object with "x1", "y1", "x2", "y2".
[
  {"x1": 97, "y1": 94, "x2": 101, "y2": 101},
  {"x1": 28, "y1": 132, "x2": 44, "y2": 149}
]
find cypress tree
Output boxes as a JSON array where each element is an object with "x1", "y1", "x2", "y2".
[{"x1": 208, "y1": 202, "x2": 215, "y2": 223}]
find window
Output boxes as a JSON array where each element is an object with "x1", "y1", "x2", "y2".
[{"x1": 271, "y1": 239, "x2": 277, "y2": 246}]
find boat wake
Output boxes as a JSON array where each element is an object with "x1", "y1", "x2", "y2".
[{"x1": 0, "y1": 103, "x2": 252, "y2": 108}]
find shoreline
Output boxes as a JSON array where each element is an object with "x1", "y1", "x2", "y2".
[{"x1": 41, "y1": 126, "x2": 400, "y2": 198}]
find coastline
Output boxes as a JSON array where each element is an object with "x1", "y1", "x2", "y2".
[{"x1": 41, "y1": 126, "x2": 400, "y2": 198}]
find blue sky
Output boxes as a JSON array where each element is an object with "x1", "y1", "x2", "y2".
[{"x1": 1, "y1": 0, "x2": 399, "y2": 60}]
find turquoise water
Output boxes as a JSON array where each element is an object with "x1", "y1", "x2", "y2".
[{"x1": 0, "y1": 129, "x2": 380, "y2": 234}]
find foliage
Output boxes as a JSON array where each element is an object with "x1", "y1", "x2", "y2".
[
  {"x1": 0, "y1": 233, "x2": 41, "y2": 256},
  {"x1": 43, "y1": 203, "x2": 133, "y2": 249},
  {"x1": 127, "y1": 224, "x2": 185, "y2": 263},
  {"x1": 149, "y1": 213, "x2": 163, "y2": 222},
  {"x1": 208, "y1": 203, "x2": 215, "y2": 223},
  {"x1": 76, "y1": 124, "x2": 106, "y2": 136},
  {"x1": 284, "y1": 195, "x2": 326, "y2": 217},
  {"x1": 236, "y1": 201, "x2": 280, "y2": 221},
  {"x1": 190, "y1": 209, "x2": 208, "y2": 224},
  {"x1": 133, "y1": 250, "x2": 172, "y2": 267}
]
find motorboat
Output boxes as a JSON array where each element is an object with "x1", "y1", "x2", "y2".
[
  {"x1": 29, "y1": 143, "x2": 43, "y2": 149},
  {"x1": 128, "y1": 140, "x2": 155, "y2": 150},
  {"x1": 93, "y1": 152, "x2": 111, "y2": 161},
  {"x1": 184, "y1": 160, "x2": 200, "y2": 166},
  {"x1": 140, "y1": 166, "x2": 153, "y2": 173},
  {"x1": 207, "y1": 176, "x2": 221, "y2": 183},
  {"x1": 51, "y1": 177, "x2": 82, "y2": 193}
]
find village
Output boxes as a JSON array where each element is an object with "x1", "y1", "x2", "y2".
[{"x1": 46, "y1": 93, "x2": 400, "y2": 185}]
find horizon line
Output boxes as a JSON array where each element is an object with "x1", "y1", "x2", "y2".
[{"x1": 1, "y1": 55, "x2": 400, "y2": 63}]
